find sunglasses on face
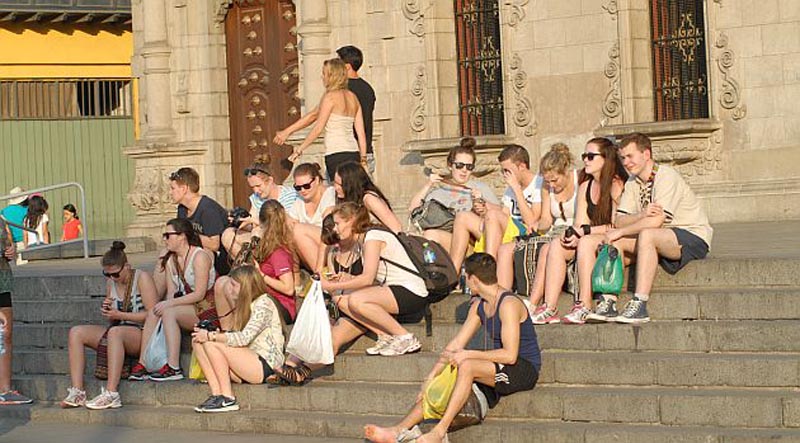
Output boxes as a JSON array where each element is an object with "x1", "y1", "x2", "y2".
[
  {"x1": 162, "y1": 231, "x2": 181, "y2": 240},
  {"x1": 103, "y1": 269, "x2": 123, "y2": 279},
  {"x1": 581, "y1": 152, "x2": 604, "y2": 161},
  {"x1": 293, "y1": 177, "x2": 317, "y2": 191},
  {"x1": 244, "y1": 167, "x2": 270, "y2": 177},
  {"x1": 452, "y1": 162, "x2": 475, "y2": 171}
]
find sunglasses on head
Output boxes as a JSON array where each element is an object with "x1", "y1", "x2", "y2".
[
  {"x1": 581, "y1": 152, "x2": 604, "y2": 161},
  {"x1": 162, "y1": 231, "x2": 181, "y2": 240},
  {"x1": 103, "y1": 269, "x2": 123, "y2": 279},
  {"x1": 293, "y1": 177, "x2": 317, "y2": 191},
  {"x1": 244, "y1": 167, "x2": 270, "y2": 177},
  {"x1": 452, "y1": 161, "x2": 475, "y2": 171},
  {"x1": 169, "y1": 171, "x2": 183, "y2": 181}
]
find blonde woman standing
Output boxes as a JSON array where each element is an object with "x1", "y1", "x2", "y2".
[{"x1": 277, "y1": 58, "x2": 368, "y2": 181}]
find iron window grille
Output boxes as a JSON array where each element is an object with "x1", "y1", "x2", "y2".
[{"x1": 0, "y1": 78, "x2": 133, "y2": 120}]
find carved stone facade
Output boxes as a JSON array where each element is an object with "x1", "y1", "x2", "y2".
[{"x1": 126, "y1": 0, "x2": 800, "y2": 236}]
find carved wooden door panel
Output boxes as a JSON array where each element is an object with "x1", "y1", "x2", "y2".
[{"x1": 225, "y1": 0, "x2": 299, "y2": 206}]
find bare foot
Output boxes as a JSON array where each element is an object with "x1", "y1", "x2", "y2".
[
  {"x1": 364, "y1": 424, "x2": 399, "y2": 443},
  {"x1": 417, "y1": 427, "x2": 447, "y2": 443}
]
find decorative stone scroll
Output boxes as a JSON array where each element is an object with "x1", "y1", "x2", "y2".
[
  {"x1": 410, "y1": 66, "x2": 426, "y2": 132},
  {"x1": 602, "y1": 42, "x2": 622, "y2": 119},
  {"x1": 715, "y1": 32, "x2": 746, "y2": 120},
  {"x1": 401, "y1": 0, "x2": 424, "y2": 38},
  {"x1": 214, "y1": 0, "x2": 233, "y2": 24},
  {"x1": 128, "y1": 167, "x2": 172, "y2": 213},
  {"x1": 507, "y1": 0, "x2": 529, "y2": 27},
  {"x1": 508, "y1": 54, "x2": 536, "y2": 137},
  {"x1": 602, "y1": 0, "x2": 618, "y2": 19}
]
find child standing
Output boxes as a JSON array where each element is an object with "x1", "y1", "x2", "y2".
[
  {"x1": 23, "y1": 195, "x2": 49, "y2": 247},
  {"x1": 61, "y1": 204, "x2": 82, "y2": 242}
]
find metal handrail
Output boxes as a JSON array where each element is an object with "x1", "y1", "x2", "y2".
[{"x1": 0, "y1": 182, "x2": 90, "y2": 259}]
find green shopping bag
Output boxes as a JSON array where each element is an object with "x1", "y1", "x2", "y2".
[{"x1": 592, "y1": 244, "x2": 624, "y2": 295}]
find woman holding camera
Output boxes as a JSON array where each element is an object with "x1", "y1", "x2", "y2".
[
  {"x1": 531, "y1": 139, "x2": 626, "y2": 325},
  {"x1": 61, "y1": 242, "x2": 157, "y2": 409},
  {"x1": 408, "y1": 138, "x2": 500, "y2": 251},
  {"x1": 192, "y1": 265, "x2": 286, "y2": 413},
  {"x1": 129, "y1": 218, "x2": 216, "y2": 382}
]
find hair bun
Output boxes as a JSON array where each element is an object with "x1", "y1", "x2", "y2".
[
  {"x1": 550, "y1": 142, "x2": 571, "y2": 155},
  {"x1": 111, "y1": 241, "x2": 126, "y2": 251},
  {"x1": 460, "y1": 137, "x2": 477, "y2": 149}
]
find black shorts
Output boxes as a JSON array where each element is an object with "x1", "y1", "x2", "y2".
[
  {"x1": 258, "y1": 355, "x2": 274, "y2": 384},
  {"x1": 476, "y1": 358, "x2": 539, "y2": 409},
  {"x1": 389, "y1": 285, "x2": 428, "y2": 316},
  {"x1": 0, "y1": 292, "x2": 11, "y2": 308},
  {"x1": 324, "y1": 151, "x2": 361, "y2": 182},
  {"x1": 659, "y1": 228, "x2": 709, "y2": 275}
]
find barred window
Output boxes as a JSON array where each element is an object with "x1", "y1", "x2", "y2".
[
  {"x1": 650, "y1": 0, "x2": 710, "y2": 121},
  {"x1": 0, "y1": 79, "x2": 133, "y2": 120},
  {"x1": 454, "y1": 0, "x2": 505, "y2": 136}
]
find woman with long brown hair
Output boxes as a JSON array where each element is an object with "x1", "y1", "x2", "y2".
[{"x1": 191, "y1": 265, "x2": 286, "y2": 412}]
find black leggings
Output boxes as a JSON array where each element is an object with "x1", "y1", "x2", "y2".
[{"x1": 324, "y1": 152, "x2": 361, "y2": 182}]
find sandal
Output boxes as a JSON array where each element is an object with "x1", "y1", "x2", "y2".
[{"x1": 276, "y1": 363, "x2": 312, "y2": 386}]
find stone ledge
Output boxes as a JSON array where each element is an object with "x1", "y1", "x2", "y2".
[{"x1": 595, "y1": 119, "x2": 722, "y2": 138}]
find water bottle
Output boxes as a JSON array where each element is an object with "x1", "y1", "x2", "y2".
[{"x1": 422, "y1": 242, "x2": 437, "y2": 264}]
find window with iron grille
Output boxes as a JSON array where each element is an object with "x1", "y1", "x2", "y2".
[
  {"x1": 454, "y1": 0, "x2": 505, "y2": 136},
  {"x1": 650, "y1": 0, "x2": 710, "y2": 121},
  {"x1": 0, "y1": 79, "x2": 133, "y2": 120}
]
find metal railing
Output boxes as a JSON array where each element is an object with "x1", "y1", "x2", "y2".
[
  {"x1": 0, "y1": 182, "x2": 90, "y2": 259},
  {"x1": 0, "y1": 78, "x2": 134, "y2": 120}
]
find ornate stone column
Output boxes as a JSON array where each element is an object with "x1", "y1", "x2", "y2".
[
  {"x1": 295, "y1": 0, "x2": 330, "y2": 111},
  {"x1": 140, "y1": 0, "x2": 175, "y2": 141}
]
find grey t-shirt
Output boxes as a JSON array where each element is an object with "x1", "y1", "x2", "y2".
[{"x1": 425, "y1": 179, "x2": 500, "y2": 213}]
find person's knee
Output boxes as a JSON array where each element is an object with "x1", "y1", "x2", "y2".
[
  {"x1": 457, "y1": 359, "x2": 477, "y2": 375},
  {"x1": 68, "y1": 325, "x2": 85, "y2": 342},
  {"x1": 638, "y1": 228, "x2": 657, "y2": 246},
  {"x1": 107, "y1": 327, "x2": 125, "y2": 343}
]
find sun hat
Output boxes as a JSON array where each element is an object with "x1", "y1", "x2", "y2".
[{"x1": 7, "y1": 187, "x2": 27, "y2": 205}]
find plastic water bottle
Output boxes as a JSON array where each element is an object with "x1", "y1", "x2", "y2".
[{"x1": 422, "y1": 242, "x2": 437, "y2": 264}]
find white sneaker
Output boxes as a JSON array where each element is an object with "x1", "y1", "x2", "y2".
[
  {"x1": 379, "y1": 334, "x2": 421, "y2": 356},
  {"x1": 365, "y1": 334, "x2": 393, "y2": 356},
  {"x1": 85, "y1": 387, "x2": 122, "y2": 410},
  {"x1": 60, "y1": 387, "x2": 86, "y2": 408}
]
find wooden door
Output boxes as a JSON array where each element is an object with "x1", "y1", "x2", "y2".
[{"x1": 225, "y1": 0, "x2": 299, "y2": 206}]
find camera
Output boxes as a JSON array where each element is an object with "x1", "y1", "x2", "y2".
[
  {"x1": 173, "y1": 291, "x2": 184, "y2": 298},
  {"x1": 196, "y1": 319, "x2": 217, "y2": 332},
  {"x1": 564, "y1": 226, "x2": 577, "y2": 239},
  {"x1": 228, "y1": 207, "x2": 250, "y2": 229}
]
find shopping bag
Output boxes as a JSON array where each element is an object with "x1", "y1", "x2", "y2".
[
  {"x1": 189, "y1": 350, "x2": 205, "y2": 381},
  {"x1": 143, "y1": 319, "x2": 168, "y2": 372},
  {"x1": 592, "y1": 244, "x2": 624, "y2": 295},
  {"x1": 285, "y1": 279, "x2": 334, "y2": 365},
  {"x1": 423, "y1": 364, "x2": 459, "y2": 420}
]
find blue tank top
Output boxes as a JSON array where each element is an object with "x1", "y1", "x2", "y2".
[{"x1": 477, "y1": 291, "x2": 542, "y2": 371}]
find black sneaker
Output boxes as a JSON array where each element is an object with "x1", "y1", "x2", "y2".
[
  {"x1": 587, "y1": 298, "x2": 618, "y2": 323},
  {"x1": 194, "y1": 395, "x2": 221, "y2": 413},
  {"x1": 202, "y1": 396, "x2": 239, "y2": 413},
  {"x1": 149, "y1": 364, "x2": 184, "y2": 382},
  {"x1": 128, "y1": 362, "x2": 149, "y2": 381},
  {"x1": 616, "y1": 298, "x2": 650, "y2": 324}
]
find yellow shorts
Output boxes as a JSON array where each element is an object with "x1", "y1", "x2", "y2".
[{"x1": 473, "y1": 216, "x2": 526, "y2": 253}]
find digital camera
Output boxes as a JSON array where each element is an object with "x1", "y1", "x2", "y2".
[
  {"x1": 228, "y1": 207, "x2": 250, "y2": 229},
  {"x1": 196, "y1": 319, "x2": 217, "y2": 332}
]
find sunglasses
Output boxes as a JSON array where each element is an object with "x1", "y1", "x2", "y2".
[
  {"x1": 293, "y1": 177, "x2": 317, "y2": 191},
  {"x1": 169, "y1": 171, "x2": 183, "y2": 181},
  {"x1": 244, "y1": 167, "x2": 270, "y2": 177},
  {"x1": 581, "y1": 152, "x2": 604, "y2": 161},
  {"x1": 452, "y1": 162, "x2": 475, "y2": 171},
  {"x1": 103, "y1": 269, "x2": 123, "y2": 279},
  {"x1": 162, "y1": 231, "x2": 181, "y2": 240}
]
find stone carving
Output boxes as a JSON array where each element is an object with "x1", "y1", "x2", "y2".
[
  {"x1": 411, "y1": 66, "x2": 426, "y2": 132},
  {"x1": 653, "y1": 139, "x2": 722, "y2": 180},
  {"x1": 603, "y1": 42, "x2": 622, "y2": 119},
  {"x1": 507, "y1": 0, "x2": 529, "y2": 27},
  {"x1": 128, "y1": 167, "x2": 171, "y2": 213},
  {"x1": 715, "y1": 32, "x2": 746, "y2": 120},
  {"x1": 214, "y1": 0, "x2": 233, "y2": 24},
  {"x1": 508, "y1": 53, "x2": 536, "y2": 137},
  {"x1": 401, "y1": 0, "x2": 424, "y2": 38},
  {"x1": 602, "y1": 0, "x2": 618, "y2": 19}
]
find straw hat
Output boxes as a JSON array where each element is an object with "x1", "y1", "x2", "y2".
[{"x1": 7, "y1": 187, "x2": 27, "y2": 205}]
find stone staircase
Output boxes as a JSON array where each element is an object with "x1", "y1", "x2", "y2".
[{"x1": 3, "y1": 256, "x2": 800, "y2": 442}]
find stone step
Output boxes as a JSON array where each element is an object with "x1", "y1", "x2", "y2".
[
  {"x1": 14, "y1": 298, "x2": 105, "y2": 323},
  {"x1": 1, "y1": 403, "x2": 799, "y2": 443},
  {"x1": 21, "y1": 237, "x2": 158, "y2": 261},
  {"x1": 12, "y1": 377, "x2": 800, "y2": 429}
]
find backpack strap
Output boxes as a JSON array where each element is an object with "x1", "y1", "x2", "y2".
[{"x1": 369, "y1": 226, "x2": 425, "y2": 279}]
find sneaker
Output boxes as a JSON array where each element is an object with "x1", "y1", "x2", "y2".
[
  {"x1": 194, "y1": 395, "x2": 222, "y2": 413},
  {"x1": 379, "y1": 334, "x2": 422, "y2": 356},
  {"x1": 561, "y1": 303, "x2": 590, "y2": 325},
  {"x1": 60, "y1": 387, "x2": 86, "y2": 408},
  {"x1": 366, "y1": 335, "x2": 393, "y2": 356},
  {"x1": 587, "y1": 298, "x2": 618, "y2": 323},
  {"x1": 149, "y1": 364, "x2": 184, "y2": 382},
  {"x1": 0, "y1": 390, "x2": 33, "y2": 405},
  {"x1": 85, "y1": 388, "x2": 122, "y2": 410},
  {"x1": 530, "y1": 304, "x2": 560, "y2": 325},
  {"x1": 128, "y1": 362, "x2": 149, "y2": 381},
  {"x1": 616, "y1": 298, "x2": 650, "y2": 324},
  {"x1": 201, "y1": 395, "x2": 239, "y2": 413}
]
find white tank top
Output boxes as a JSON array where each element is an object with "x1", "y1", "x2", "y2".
[
  {"x1": 550, "y1": 169, "x2": 579, "y2": 227},
  {"x1": 169, "y1": 247, "x2": 216, "y2": 294},
  {"x1": 323, "y1": 113, "x2": 359, "y2": 155},
  {"x1": 111, "y1": 269, "x2": 145, "y2": 326}
]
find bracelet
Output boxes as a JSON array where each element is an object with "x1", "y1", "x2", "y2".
[{"x1": 581, "y1": 224, "x2": 592, "y2": 236}]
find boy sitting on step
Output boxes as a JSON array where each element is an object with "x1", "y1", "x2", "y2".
[
  {"x1": 364, "y1": 253, "x2": 541, "y2": 443},
  {"x1": 602, "y1": 132, "x2": 713, "y2": 324}
]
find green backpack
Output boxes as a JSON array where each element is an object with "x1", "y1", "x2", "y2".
[{"x1": 592, "y1": 245, "x2": 624, "y2": 295}]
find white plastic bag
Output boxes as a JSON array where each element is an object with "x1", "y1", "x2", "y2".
[
  {"x1": 286, "y1": 279, "x2": 334, "y2": 365},
  {"x1": 143, "y1": 319, "x2": 168, "y2": 372}
]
